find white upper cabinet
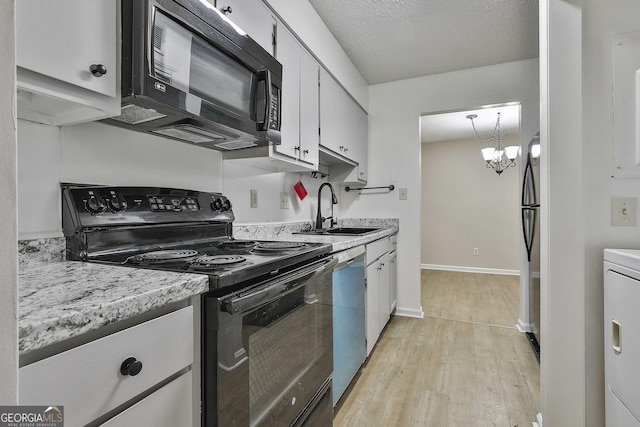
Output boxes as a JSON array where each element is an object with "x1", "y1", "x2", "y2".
[
  {"x1": 319, "y1": 68, "x2": 348, "y2": 156},
  {"x1": 320, "y1": 68, "x2": 368, "y2": 184},
  {"x1": 273, "y1": 25, "x2": 319, "y2": 169},
  {"x1": 222, "y1": 0, "x2": 367, "y2": 179},
  {"x1": 298, "y1": 48, "x2": 321, "y2": 168},
  {"x1": 224, "y1": 16, "x2": 320, "y2": 172},
  {"x1": 15, "y1": 0, "x2": 120, "y2": 125},
  {"x1": 216, "y1": 0, "x2": 276, "y2": 55}
]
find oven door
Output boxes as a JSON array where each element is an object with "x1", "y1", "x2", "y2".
[{"x1": 203, "y1": 256, "x2": 337, "y2": 427}]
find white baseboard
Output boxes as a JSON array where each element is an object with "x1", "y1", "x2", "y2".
[
  {"x1": 394, "y1": 305, "x2": 424, "y2": 319},
  {"x1": 532, "y1": 412, "x2": 542, "y2": 427},
  {"x1": 421, "y1": 264, "x2": 520, "y2": 276},
  {"x1": 517, "y1": 319, "x2": 533, "y2": 333}
]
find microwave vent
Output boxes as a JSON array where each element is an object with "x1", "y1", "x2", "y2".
[
  {"x1": 112, "y1": 104, "x2": 167, "y2": 125},
  {"x1": 151, "y1": 124, "x2": 234, "y2": 144},
  {"x1": 214, "y1": 140, "x2": 258, "y2": 150}
]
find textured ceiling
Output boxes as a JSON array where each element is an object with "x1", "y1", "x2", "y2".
[{"x1": 308, "y1": 0, "x2": 539, "y2": 85}]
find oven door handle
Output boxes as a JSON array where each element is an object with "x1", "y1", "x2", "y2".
[{"x1": 220, "y1": 257, "x2": 338, "y2": 314}]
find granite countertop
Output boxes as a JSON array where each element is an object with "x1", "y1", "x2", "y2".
[
  {"x1": 18, "y1": 218, "x2": 397, "y2": 355},
  {"x1": 19, "y1": 256, "x2": 208, "y2": 355},
  {"x1": 233, "y1": 218, "x2": 399, "y2": 253}
]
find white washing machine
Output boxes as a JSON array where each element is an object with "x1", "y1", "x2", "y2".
[{"x1": 604, "y1": 249, "x2": 640, "y2": 426}]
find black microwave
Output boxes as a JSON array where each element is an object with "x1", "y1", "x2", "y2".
[{"x1": 104, "y1": 0, "x2": 282, "y2": 151}]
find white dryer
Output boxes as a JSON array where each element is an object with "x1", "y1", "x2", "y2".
[{"x1": 604, "y1": 249, "x2": 640, "y2": 426}]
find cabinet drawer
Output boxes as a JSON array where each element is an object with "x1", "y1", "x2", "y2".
[
  {"x1": 20, "y1": 306, "x2": 193, "y2": 427},
  {"x1": 101, "y1": 371, "x2": 193, "y2": 427},
  {"x1": 366, "y1": 237, "x2": 389, "y2": 265}
]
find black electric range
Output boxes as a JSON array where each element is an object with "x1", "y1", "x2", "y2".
[
  {"x1": 61, "y1": 184, "x2": 336, "y2": 427},
  {"x1": 61, "y1": 184, "x2": 331, "y2": 288}
]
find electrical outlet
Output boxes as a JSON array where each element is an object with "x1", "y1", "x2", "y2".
[
  {"x1": 250, "y1": 190, "x2": 258, "y2": 208},
  {"x1": 399, "y1": 188, "x2": 408, "y2": 200},
  {"x1": 473, "y1": 248, "x2": 480, "y2": 256},
  {"x1": 611, "y1": 197, "x2": 637, "y2": 226},
  {"x1": 280, "y1": 192, "x2": 290, "y2": 209}
]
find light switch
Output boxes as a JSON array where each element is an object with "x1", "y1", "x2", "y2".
[
  {"x1": 611, "y1": 197, "x2": 637, "y2": 226},
  {"x1": 250, "y1": 190, "x2": 258, "y2": 208},
  {"x1": 280, "y1": 192, "x2": 290, "y2": 209}
]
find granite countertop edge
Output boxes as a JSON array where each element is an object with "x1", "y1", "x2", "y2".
[{"x1": 18, "y1": 261, "x2": 209, "y2": 355}]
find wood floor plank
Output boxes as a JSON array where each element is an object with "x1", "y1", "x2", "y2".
[{"x1": 334, "y1": 270, "x2": 539, "y2": 427}]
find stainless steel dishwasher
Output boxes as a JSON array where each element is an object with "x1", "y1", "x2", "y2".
[{"x1": 332, "y1": 246, "x2": 367, "y2": 407}]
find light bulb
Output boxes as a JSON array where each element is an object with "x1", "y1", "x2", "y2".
[
  {"x1": 481, "y1": 148, "x2": 495, "y2": 161},
  {"x1": 531, "y1": 144, "x2": 541, "y2": 158},
  {"x1": 505, "y1": 146, "x2": 519, "y2": 160}
]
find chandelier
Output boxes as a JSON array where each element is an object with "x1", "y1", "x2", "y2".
[{"x1": 466, "y1": 112, "x2": 519, "y2": 175}]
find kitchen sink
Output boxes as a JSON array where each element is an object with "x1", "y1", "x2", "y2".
[{"x1": 295, "y1": 227, "x2": 381, "y2": 236}]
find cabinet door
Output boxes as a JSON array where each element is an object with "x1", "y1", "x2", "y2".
[
  {"x1": 320, "y1": 68, "x2": 347, "y2": 155},
  {"x1": 389, "y1": 251, "x2": 397, "y2": 312},
  {"x1": 298, "y1": 48, "x2": 320, "y2": 168},
  {"x1": 20, "y1": 307, "x2": 193, "y2": 427},
  {"x1": 379, "y1": 253, "x2": 391, "y2": 332},
  {"x1": 274, "y1": 25, "x2": 302, "y2": 160},
  {"x1": 101, "y1": 372, "x2": 193, "y2": 427},
  {"x1": 216, "y1": 0, "x2": 276, "y2": 55},
  {"x1": 353, "y1": 104, "x2": 369, "y2": 182},
  {"x1": 16, "y1": 0, "x2": 116, "y2": 97},
  {"x1": 366, "y1": 261, "x2": 381, "y2": 357}
]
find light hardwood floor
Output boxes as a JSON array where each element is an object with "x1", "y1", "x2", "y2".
[{"x1": 333, "y1": 270, "x2": 539, "y2": 427}]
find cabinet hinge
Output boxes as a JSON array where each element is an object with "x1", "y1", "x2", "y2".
[{"x1": 364, "y1": 278, "x2": 367, "y2": 287}]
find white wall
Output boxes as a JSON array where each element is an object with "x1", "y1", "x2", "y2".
[
  {"x1": 17, "y1": 120, "x2": 224, "y2": 238},
  {"x1": 222, "y1": 160, "x2": 339, "y2": 224},
  {"x1": 341, "y1": 59, "x2": 539, "y2": 319},
  {"x1": 540, "y1": 1, "x2": 585, "y2": 424},
  {"x1": 0, "y1": 0, "x2": 18, "y2": 405},
  {"x1": 17, "y1": 119, "x2": 342, "y2": 235},
  {"x1": 542, "y1": 0, "x2": 640, "y2": 425},
  {"x1": 421, "y1": 137, "x2": 521, "y2": 272}
]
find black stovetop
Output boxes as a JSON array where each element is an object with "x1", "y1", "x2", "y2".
[
  {"x1": 89, "y1": 238, "x2": 331, "y2": 289},
  {"x1": 61, "y1": 184, "x2": 331, "y2": 290}
]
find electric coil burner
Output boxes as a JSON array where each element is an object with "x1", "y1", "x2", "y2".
[
  {"x1": 128, "y1": 250, "x2": 201, "y2": 266},
  {"x1": 62, "y1": 185, "x2": 336, "y2": 427}
]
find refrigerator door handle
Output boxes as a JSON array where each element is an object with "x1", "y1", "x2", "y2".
[
  {"x1": 522, "y1": 207, "x2": 537, "y2": 262},
  {"x1": 522, "y1": 153, "x2": 539, "y2": 207}
]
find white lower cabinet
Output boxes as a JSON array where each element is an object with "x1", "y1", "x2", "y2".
[
  {"x1": 389, "y1": 249, "x2": 398, "y2": 313},
  {"x1": 365, "y1": 237, "x2": 391, "y2": 356},
  {"x1": 101, "y1": 371, "x2": 193, "y2": 427},
  {"x1": 19, "y1": 306, "x2": 194, "y2": 427}
]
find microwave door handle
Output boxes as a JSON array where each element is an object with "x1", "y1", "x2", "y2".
[{"x1": 256, "y1": 70, "x2": 272, "y2": 131}]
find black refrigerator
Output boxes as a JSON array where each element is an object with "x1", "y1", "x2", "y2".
[{"x1": 522, "y1": 135, "x2": 541, "y2": 361}]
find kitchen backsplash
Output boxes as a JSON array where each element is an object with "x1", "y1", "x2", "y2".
[
  {"x1": 18, "y1": 237, "x2": 65, "y2": 268},
  {"x1": 17, "y1": 120, "x2": 338, "y2": 238}
]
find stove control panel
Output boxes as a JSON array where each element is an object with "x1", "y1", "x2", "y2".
[
  {"x1": 148, "y1": 195, "x2": 199, "y2": 212},
  {"x1": 62, "y1": 185, "x2": 235, "y2": 229}
]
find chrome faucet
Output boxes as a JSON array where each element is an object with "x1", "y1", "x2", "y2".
[{"x1": 316, "y1": 182, "x2": 338, "y2": 229}]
